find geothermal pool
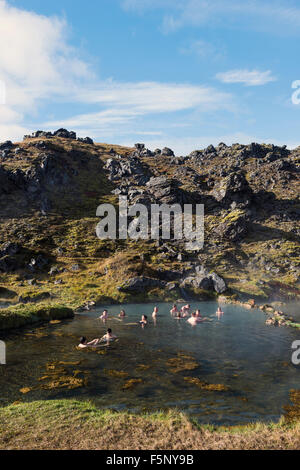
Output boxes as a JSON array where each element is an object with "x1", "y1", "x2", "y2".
[{"x1": 0, "y1": 302, "x2": 299, "y2": 426}]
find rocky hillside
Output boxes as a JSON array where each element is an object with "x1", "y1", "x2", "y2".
[{"x1": 0, "y1": 129, "x2": 299, "y2": 308}]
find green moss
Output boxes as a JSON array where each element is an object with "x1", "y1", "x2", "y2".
[
  {"x1": 105, "y1": 369, "x2": 129, "y2": 378},
  {"x1": 221, "y1": 209, "x2": 246, "y2": 223},
  {"x1": 0, "y1": 303, "x2": 74, "y2": 331},
  {"x1": 184, "y1": 377, "x2": 230, "y2": 392},
  {"x1": 166, "y1": 354, "x2": 199, "y2": 373},
  {"x1": 122, "y1": 378, "x2": 143, "y2": 390},
  {"x1": 284, "y1": 390, "x2": 300, "y2": 423}
]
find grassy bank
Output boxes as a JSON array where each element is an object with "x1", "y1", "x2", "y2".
[
  {"x1": 0, "y1": 399, "x2": 299, "y2": 450},
  {"x1": 0, "y1": 303, "x2": 74, "y2": 331}
]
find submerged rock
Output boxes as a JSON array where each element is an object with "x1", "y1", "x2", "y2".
[{"x1": 184, "y1": 377, "x2": 229, "y2": 391}]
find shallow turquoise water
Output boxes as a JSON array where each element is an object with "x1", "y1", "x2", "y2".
[{"x1": 0, "y1": 301, "x2": 299, "y2": 426}]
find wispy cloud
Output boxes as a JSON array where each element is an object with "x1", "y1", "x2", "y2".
[
  {"x1": 179, "y1": 40, "x2": 224, "y2": 61},
  {"x1": 0, "y1": 0, "x2": 234, "y2": 144},
  {"x1": 122, "y1": 0, "x2": 300, "y2": 35},
  {"x1": 43, "y1": 81, "x2": 234, "y2": 136},
  {"x1": 216, "y1": 69, "x2": 277, "y2": 86}
]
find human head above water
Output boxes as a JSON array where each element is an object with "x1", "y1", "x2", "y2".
[
  {"x1": 107, "y1": 328, "x2": 112, "y2": 334},
  {"x1": 80, "y1": 337, "x2": 86, "y2": 344}
]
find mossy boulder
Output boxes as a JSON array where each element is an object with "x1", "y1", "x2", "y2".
[{"x1": 0, "y1": 303, "x2": 74, "y2": 331}]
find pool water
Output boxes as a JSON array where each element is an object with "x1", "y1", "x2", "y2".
[{"x1": 0, "y1": 301, "x2": 299, "y2": 426}]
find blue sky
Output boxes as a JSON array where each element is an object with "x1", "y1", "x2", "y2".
[{"x1": 0, "y1": 0, "x2": 300, "y2": 154}]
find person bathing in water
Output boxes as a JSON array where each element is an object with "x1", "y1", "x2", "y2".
[
  {"x1": 140, "y1": 315, "x2": 148, "y2": 327},
  {"x1": 187, "y1": 312, "x2": 205, "y2": 325},
  {"x1": 195, "y1": 309, "x2": 202, "y2": 319},
  {"x1": 187, "y1": 313, "x2": 198, "y2": 326},
  {"x1": 152, "y1": 307, "x2": 159, "y2": 319},
  {"x1": 78, "y1": 337, "x2": 102, "y2": 349},
  {"x1": 170, "y1": 304, "x2": 179, "y2": 316},
  {"x1": 101, "y1": 328, "x2": 117, "y2": 342},
  {"x1": 99, "y1": 310, "x2": 108, "y2": 321},
  {"x1": 216, "y1": 306, "x2": 224, "y2": 319},
  {"x1": 118, "y1": 310, "x2": 126, "y2": 318},
  {"x1": 180, "y1": 304, "x2": 190, "y2": 317}
]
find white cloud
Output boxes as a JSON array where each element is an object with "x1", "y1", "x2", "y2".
[
  {"x1": 0, "y1": 0, "x2": 235, "y2": 143},
  {"x1": 179, "y1": 40, "x2": 225, "y2": 61},
  {"x1": 0, "y1": 0, "x2": 93, "y2": 140},
  {"x1": 122, "y1": 0, "x2": 300, "y2": 35},
  {"x1": 73, "y1": 81, "x2": 233, "y2": 112},
  {"x1": 216, "y1": 69, "x2": 277, "y2": 86},
  {"x1": 43, "y1": 81, "x2": 233, "y2": 137}
]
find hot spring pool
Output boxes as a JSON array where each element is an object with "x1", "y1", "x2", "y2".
[{"x1": 0, "y1": 301, "x2": 299, "y2": 426}]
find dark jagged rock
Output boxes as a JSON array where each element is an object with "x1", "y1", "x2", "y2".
[
  {"x1": 181, "y1": 266, "x2": 227, "y2": 294},
  {"x1": 53, "y1": 128, "x2": 76, "y2": 139},
  {"x1": 23, "y1": 129, "x2": 76, "y2": 140},
  {"x1": 24, "y1": 130, "x2": 52, "y2": 140},
  {"x1": 105, "y1": 156, "x2": 151, "y2": 185},
  {"x1": 132, "y1": 144, "x2": 153, "y2": 157},
  {"x1": 0, "y1": 255, "x2": 19, "y2": 273},
  {"x1": 134, "y1": 143, "x2": 145, "y2": 151},
  {"x1": 146, "y1": 176, "x2": 189, "y2": 205},
  {"x1": 161, "y1": 147, "x2": 175, "y2": 157},
  {"x1": 0, "y1": 141, "x2": 13, "y2": 151},
  {"x1": 214, "y1": 210, "x2": 250, "y2": 242},
  {"x1": 0, "y1": 242, "x2": 21, "y2": 257},
  {"x1": 204, "y1": 145, "x2": 216, "y2": 155},
  {"x1": 118, "y1": 276, "x2": 166, "y2": 293},
  {"x1": 77, "y1": 137, "x2": 94, "y2": 145},
  {"x1": 212, "y1": 171, "x2": 253, "y2": 208},
  {"x1": 28, "y1": 255, "x2": 49, "y2": 271}
]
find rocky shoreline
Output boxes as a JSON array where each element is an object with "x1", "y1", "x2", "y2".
[{"x1": 219, "y1": 296, "x2": 300, "y2": 329}]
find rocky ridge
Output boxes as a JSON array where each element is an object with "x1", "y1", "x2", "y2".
[{"x1": 0, "y1": 130, "x2": 299, "y2": 310}]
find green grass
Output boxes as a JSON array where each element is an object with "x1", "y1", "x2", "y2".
[
  {"x1": 0, "y1": 399, "x2": 299, "y2": 450},
  {"x1": 0, "y1": 303, "x2": 74, "y2": 331}
]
